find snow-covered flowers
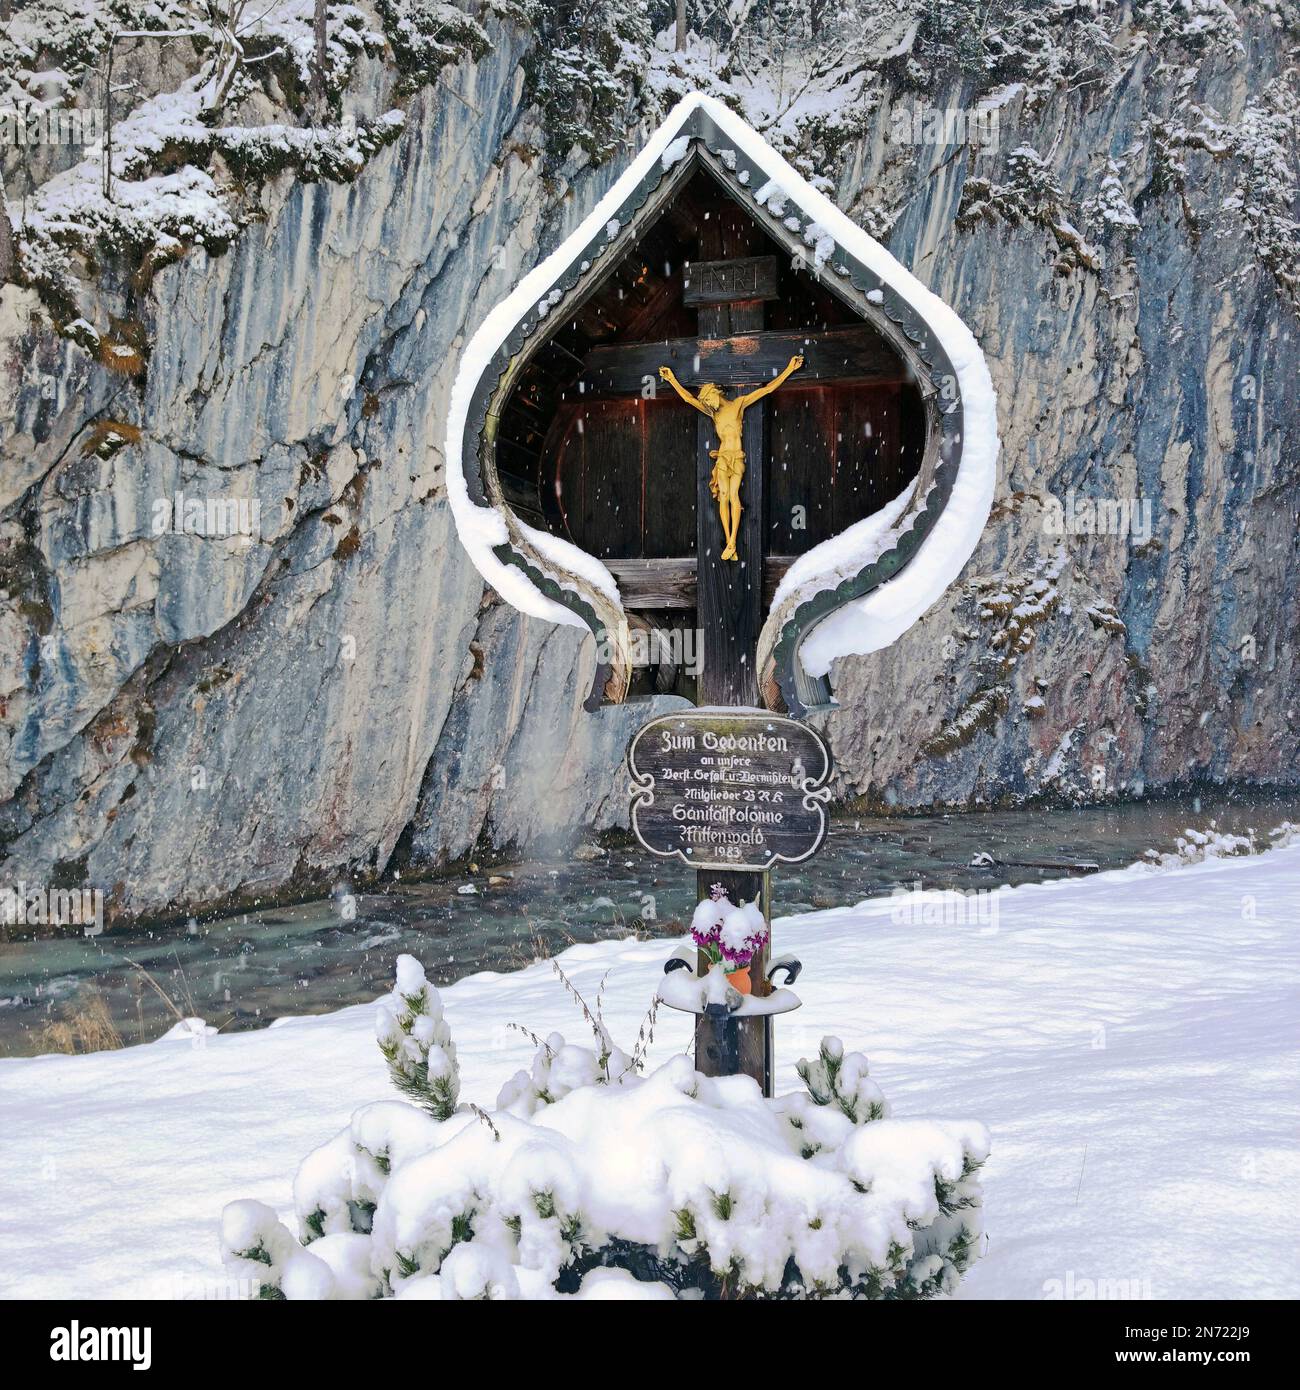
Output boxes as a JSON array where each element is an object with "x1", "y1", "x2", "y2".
[
  {"x1": 718, "y1": 901, "x2": 769, "y2": 968},
  {"x1": 690, "y1": 887, "x2": 770, "y2": 970},
  {"x1": 689, "y1": 886, "x2": 732, "y2": 961}
]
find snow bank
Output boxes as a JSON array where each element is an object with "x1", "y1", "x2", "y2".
[{"x1": 1, "y1": 844, "x2": 1297, "y2": 1299}]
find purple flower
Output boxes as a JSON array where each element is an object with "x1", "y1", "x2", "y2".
[
  {"x1": 718, "y1": 901, "x2": 770, "y2": 968},
  {"x1": 690, "y1": 894, "x2": 734, "y2": 959}
]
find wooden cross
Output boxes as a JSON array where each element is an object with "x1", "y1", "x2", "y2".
[
  {"x1": 681, "y1": 252, "x2": 776, "y2": 1084},
  {"x1": 689, "y1": 251, "x2": 773, "y2": 708},
  {"x1": 578, "y1": 259, "x2": 901, "y2": 707}
]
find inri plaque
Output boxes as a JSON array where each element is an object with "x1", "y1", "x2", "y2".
[{"x1": 627, "y1": 709, "x2": 833, "y2": 872}]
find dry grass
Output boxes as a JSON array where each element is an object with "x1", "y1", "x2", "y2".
[
  {"x1": 40, "y1": 988, "x2": 124, "y2": 1055},
  {"x1": 124, "y1": 954, "x2": 197, "y2": 1026},
  {"x1": 333, "y1": 524, "x2": 363, "y2": 561},
  {"x1": 97, "y1": 316, "x2": 149, "y2": 375},
  {"x1": 97, "y1": 336, "x2": 147, "y2": 375},
  {"x1": 502, "y1": 911, "x2": 576, "y2": 971},
  {"x1": 42, "y1": 957, "x2": 216, "y2": 1054},
  {"x1": 625, "y1": 995, "x2": 661, "y2": 1078},
  {"x1": 81, "y1": 419, "x2": 142, "y2": 459}
]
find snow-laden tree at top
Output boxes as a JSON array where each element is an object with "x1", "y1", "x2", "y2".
[
  {"x1": 524, "y1": 0, "x2": 653, "y2": 164},
  {"x1": 222, "y1": 954, "x2": 990, "y2": 1299}
]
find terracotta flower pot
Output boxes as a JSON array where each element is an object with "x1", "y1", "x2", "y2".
[{"x1": 726, "y1": 965, "x2": 752, "y2": 995}]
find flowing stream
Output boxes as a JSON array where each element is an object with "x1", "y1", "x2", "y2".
[{"x1": 2, "y1": 790, "x2": 1295, "y2": 1057}]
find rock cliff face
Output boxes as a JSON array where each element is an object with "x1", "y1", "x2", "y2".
[
  {"x1": 822, "y1": 11, "x2": 1300, "y2": 809},
  {"x1": 2, "y1": 5, "x2": 1297, "y2": 923}
]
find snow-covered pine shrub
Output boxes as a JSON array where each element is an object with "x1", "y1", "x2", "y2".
[
  {"x1": 496, "y1": 1026, "x2": 631, "y2": 1117},
  {"x1": 1133, "y1": 0, "x2": 1243, "y2": 54},
  {"x1": 797, "y1": 1036, "x2": 889, "y2": 1124},
  {"x1": 248, "y1": 1, "x2": 387, "y2": 102},
  {"x1": 1139, "y1": 821, "x2": 1300, "y2": 870},
  {"x1": 915, "y1": 0, "x2": 1119, "y2": 94},
  {"x1": 375, "y1": 955, "x2": 460, "y2": 1119},
  {"x1": 1083, "y1": 158, "x2": 1141, "y2": 235},
  {"x1": 292, "y1": 1099, "x2": 443, "y2": 1245},
  {"x1": 1142, "y1": 71, "x2": 1299, "y2": 306},
  {"x1": 1222, "y1": 77, "x2": 1300, "y2": 306},
  {"x1": 775, "y1": 1038, "x2": 890, "y2": 1162},
  {"x1": 222, "y1": 1198, "x2": 382, "y2": 1299},
  {"x1": 959, "y1": 143, "x2": 1101, "y2": 273},
  {"x1": 1269, "y1": 822, "x2": 1300, "y2": 850},
  {"x1": 223, "y1": 957, "x2": 990, "y2": 1300}
]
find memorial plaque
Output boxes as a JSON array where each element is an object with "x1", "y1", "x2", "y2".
[{"x1": 628, "y1": 709, "x2": 832, "y2": 872}]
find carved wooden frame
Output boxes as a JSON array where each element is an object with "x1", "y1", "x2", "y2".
[{"x1": 460, "y1": 108, "x2": 965, "y2": 717}]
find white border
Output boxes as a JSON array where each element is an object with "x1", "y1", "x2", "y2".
[{"x1": 444, "y1": 92, "x2": 999, "y2": 665}]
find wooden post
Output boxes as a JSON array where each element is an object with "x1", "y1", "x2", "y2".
[
  {"x1": 695, "y1": 400, "x2": 763, "y2": 707},
  {"x1": 694, "y1": 249, "x2": 765, "y2": 709},
  {"x1": 690, "y1": 230, "x2": 774, "y2": 1091},
  {"x1": 693, "y1": 868, "x2": 772, "y2": 1095},
  {"x1": 629, "y1": 710, "x2": 830, "y2": 1102}
]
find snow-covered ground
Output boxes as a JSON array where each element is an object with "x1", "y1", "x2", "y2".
[{"x1": 1, "y1": 846, "x2": 1297, "y2": 1300}]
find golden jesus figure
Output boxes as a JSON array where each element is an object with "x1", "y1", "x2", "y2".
[{"x1": 658, "y1": 355, "x2": 804, "y2": 561}]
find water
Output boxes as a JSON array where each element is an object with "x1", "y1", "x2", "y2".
[{"x1": 2, "y1": 790, "x2": 1295, "y2": 1057}]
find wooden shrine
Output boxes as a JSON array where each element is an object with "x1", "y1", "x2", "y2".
[
  {"x1": 449, "y1": 98, "x2": 992, "y2": 1095},
  {"x1": 483, "y1": 165, "x2": 930, "y2": 710}
]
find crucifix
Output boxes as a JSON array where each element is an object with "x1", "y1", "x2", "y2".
[
  {"x1": 661, "y1": 250, "x2": 799, "y2": 1088},
  {"x1": 657, "y1": 254, "x2": 813, "y2": 1087},
  {"x1": 569, "y1": 247, "x2": 904, "y2": 1088},
  {"x1": 576, "y1": 240, "x2": 902, "y2": 1089},
  {"x1": 683, "y1": 248, "x2": 781, "y2": 709},
  {"x1": 657, "y1": 354, "x2": 804, "y2": 562}
]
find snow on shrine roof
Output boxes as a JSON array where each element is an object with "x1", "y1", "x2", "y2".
[{"x1": 445, "y1": 92, "x2": 999, "y2": 713}]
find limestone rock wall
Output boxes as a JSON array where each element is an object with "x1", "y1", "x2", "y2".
[{"x1": 2, "y1": 8, "x2": 1296, "y2": 924}]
